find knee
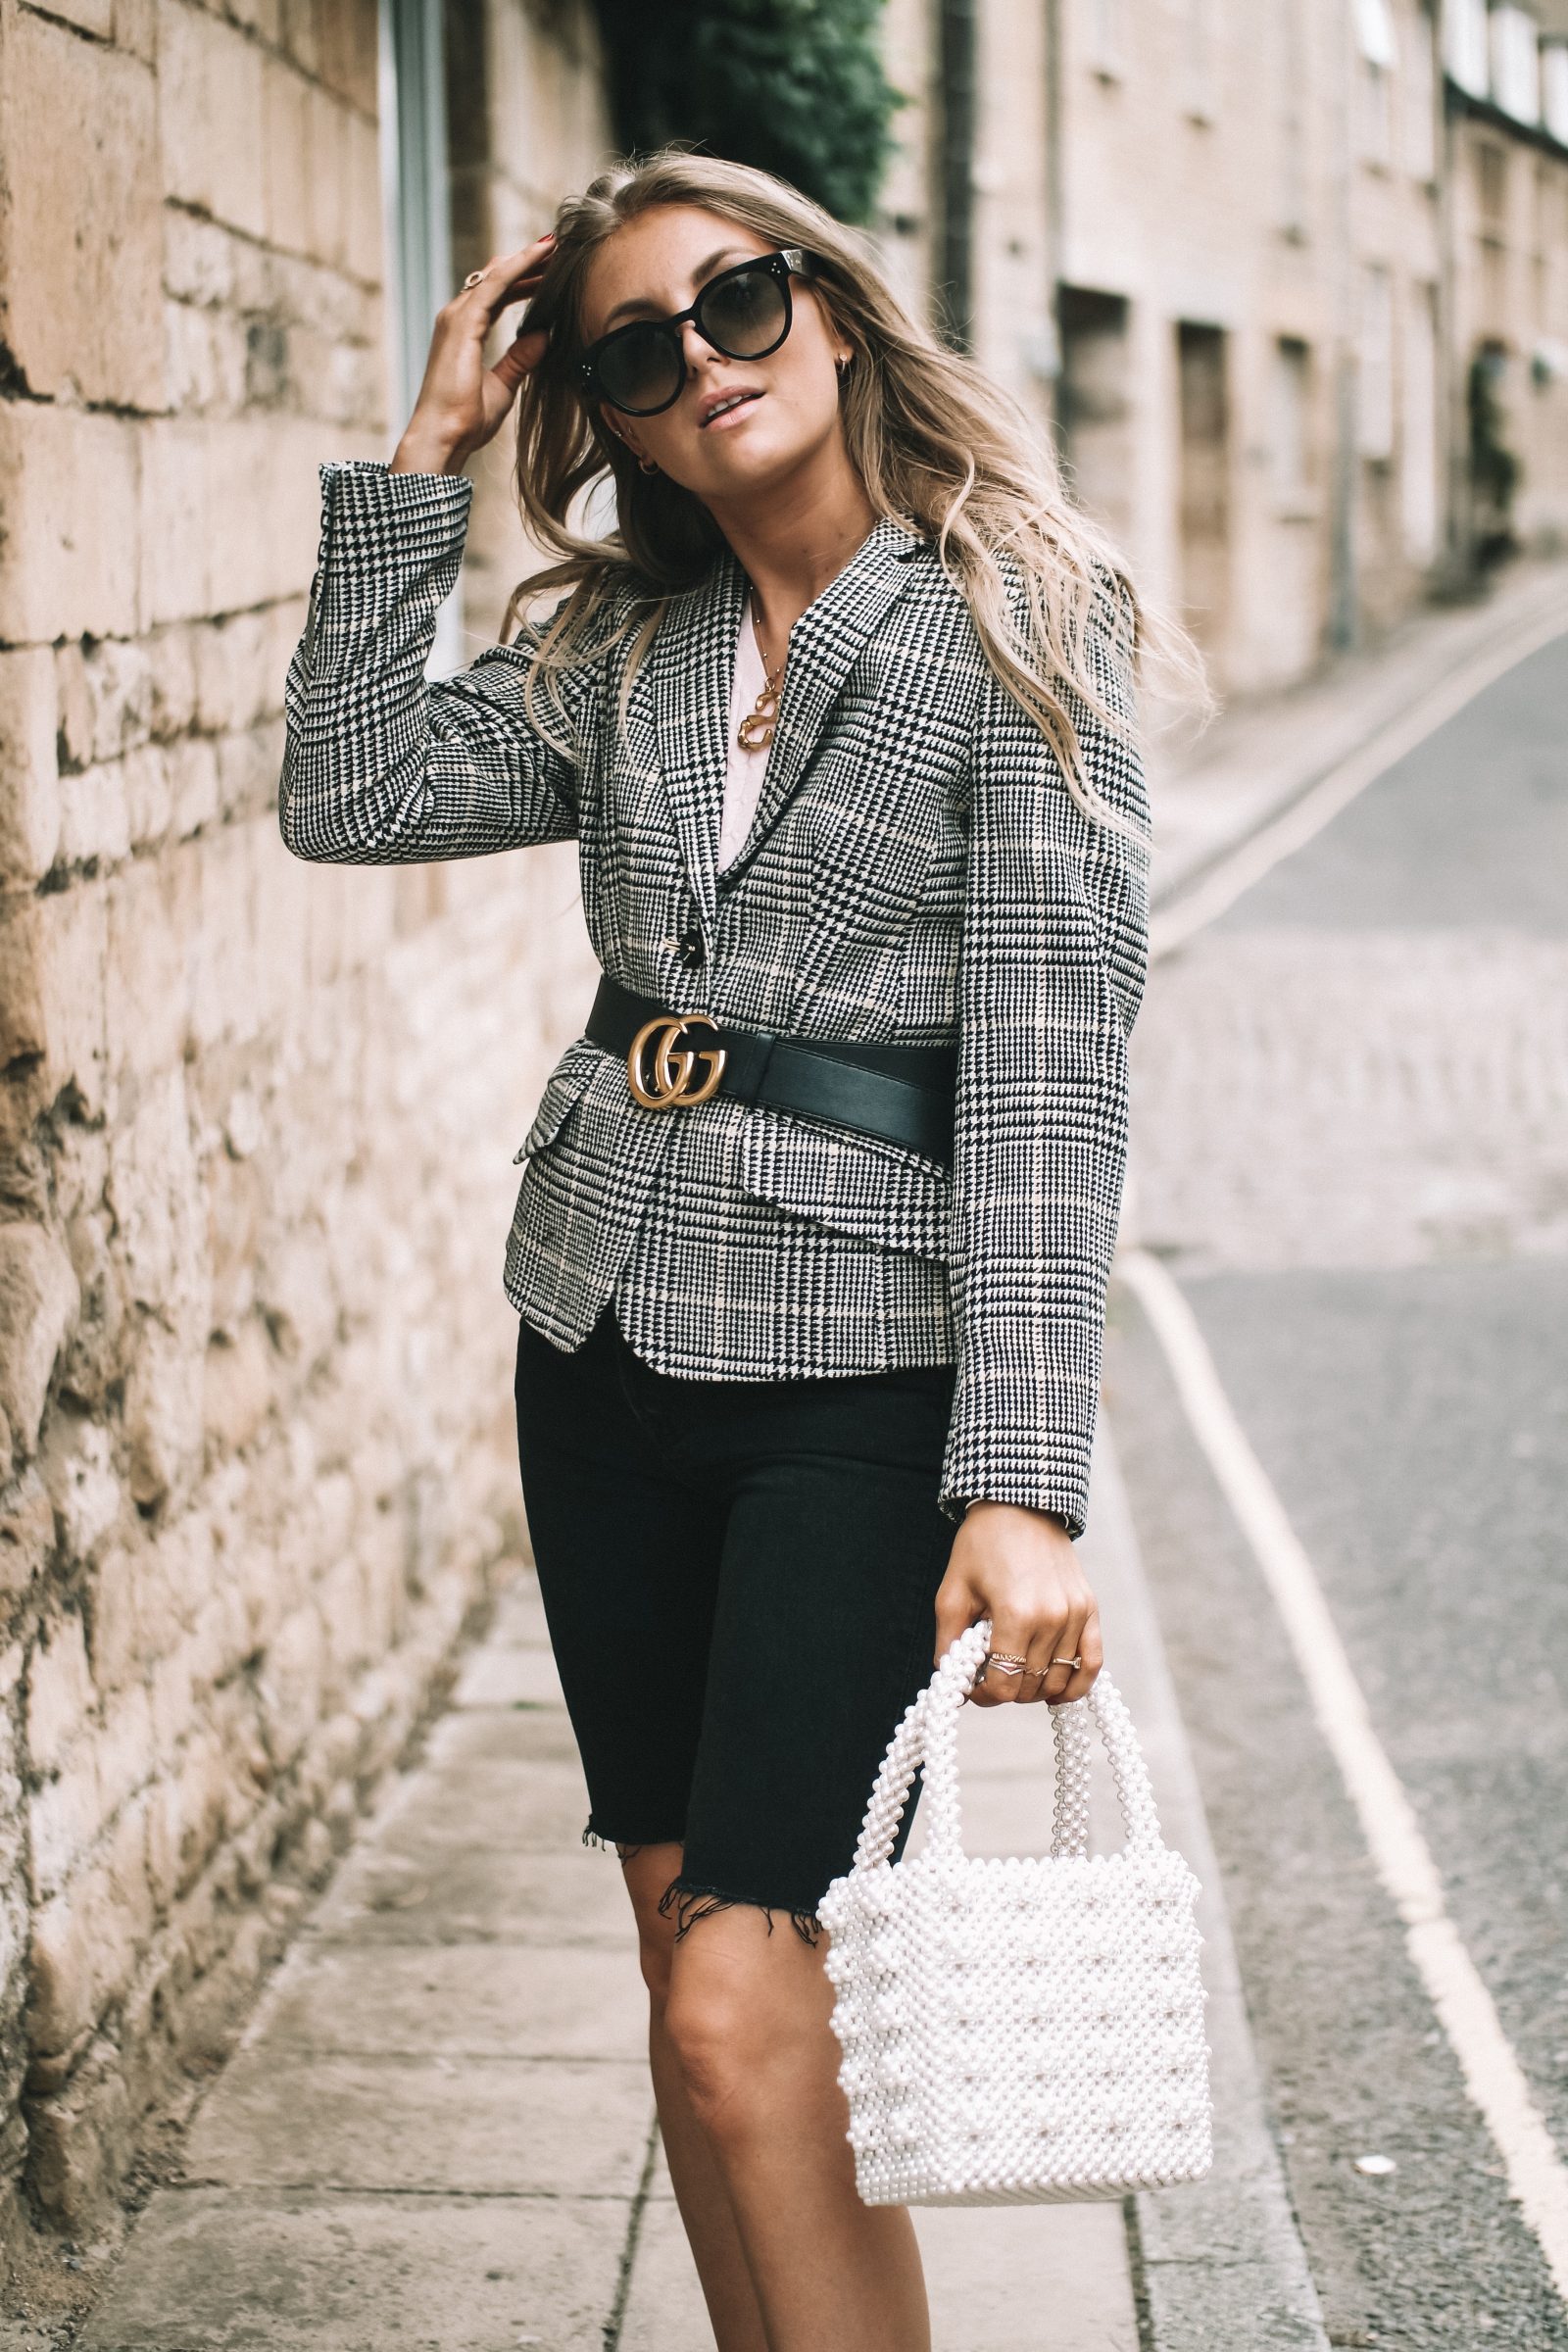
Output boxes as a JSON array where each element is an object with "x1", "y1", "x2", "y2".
[{"x1": 662, "y1": 1977, "x2": 765, "y2": 2136}]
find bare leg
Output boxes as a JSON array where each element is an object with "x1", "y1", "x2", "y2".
[
  {"x1": 622, "y1": 1844, "x2": 769, "y2": 2351},
  {"x1": 662, "y1": 1895, "x2": 931, "y2": 2352}
]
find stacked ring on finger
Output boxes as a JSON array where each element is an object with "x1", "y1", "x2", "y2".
[{"x1": 982, "y1": 1650, "x2": 1029, "y2": 1677}]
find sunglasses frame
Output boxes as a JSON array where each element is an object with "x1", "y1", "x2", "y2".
[{"x1": 574, "y1": 246, "x2": 822, "y2": 417}]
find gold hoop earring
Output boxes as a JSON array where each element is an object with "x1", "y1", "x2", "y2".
[{"x1": 637, "y1": 454, "x2": 660, "y2": 475}]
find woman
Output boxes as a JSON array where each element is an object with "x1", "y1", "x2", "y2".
[{"x1": 281, "y1": 147, "x2": 1163, "y2": 2352}]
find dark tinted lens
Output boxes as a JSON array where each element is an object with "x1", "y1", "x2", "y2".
[
  {"x1": 701, "y1": 266, "x2": 788, "y2": 356},
  {"x1": 597, "y1": 323, "x2": 682, "y2": 414}
]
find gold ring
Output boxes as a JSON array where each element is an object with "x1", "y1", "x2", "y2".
[
  {"x1": 1051, "y1": 1655, "x2": 1083, "y2": 1670},
  {"x1": 464, "y1": 269, "x2": 486, "y2": 289}
]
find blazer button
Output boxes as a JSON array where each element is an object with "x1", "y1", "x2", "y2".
[{"x1": 676, "y1": 927, "x2": 707, "y2": 968}]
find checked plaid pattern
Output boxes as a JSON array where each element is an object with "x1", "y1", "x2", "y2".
[{"x1": 279, "y1": 459, "x2": 1151, "y2": 1534}]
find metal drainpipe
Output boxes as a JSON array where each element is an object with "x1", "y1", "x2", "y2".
[
  {"x1": 1327, "y1": 0, "x2": 1359, "y2": 651},
  {"x1": 1044, "y1": 0, "x2": 1065, "y2": 430},
  {"x1": 935, "y1": 0, "x2": 978, "y2": 353}
]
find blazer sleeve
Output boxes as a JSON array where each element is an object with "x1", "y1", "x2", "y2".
[
  {"x1": 278, "y1": 458, "x2": 608, "y2": 866},
  {"x1": 937, "y1": 571, "x2": 1152, "y2": 1537}
]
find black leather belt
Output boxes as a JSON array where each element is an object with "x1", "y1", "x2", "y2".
[{"x1": 585, "y1": 974, "x2": 957, "y2": 1165}]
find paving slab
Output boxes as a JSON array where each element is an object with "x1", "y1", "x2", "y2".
[
  {"x1": 74, "y1": 2188, "x2": 628, "y2": 2352},
  {"x1": 181, "y1": 2049, "x2": 653, "y2": 2199},
  {"x1": 256, "y1": 1941, "x2": 646, "y2": 2062},
  {"x1": 307, "y1": 1838, "x2": 630, "y2": 1947}
]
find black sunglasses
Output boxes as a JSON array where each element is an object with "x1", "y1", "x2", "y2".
[{"x1": 575, "y1": 246, "x2": 822, "y2": 418}]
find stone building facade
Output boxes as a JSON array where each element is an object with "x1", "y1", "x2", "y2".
[
  {"x1": 881, "y1": 0, "x2": 1568, "y2": 694},
  {"x1": 0, "y1": 0, "x2": 610, "y2": 2272}
]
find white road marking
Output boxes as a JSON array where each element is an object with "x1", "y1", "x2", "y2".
[
  {"x1": 1116, "y1": 1244, "x2": 1568, "y2": 2308},
  {"x1": 1151, "y1": 610, "x2": 1568, "y2": 960}
]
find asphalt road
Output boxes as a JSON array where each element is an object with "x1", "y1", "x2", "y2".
[{"x1": 1105, "y1": 632, "x2": 1568, "y2": 2350}]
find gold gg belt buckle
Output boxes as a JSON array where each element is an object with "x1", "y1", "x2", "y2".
[{"x1": 626, "y1": 1011, "x2": 727, "y2": 1109}]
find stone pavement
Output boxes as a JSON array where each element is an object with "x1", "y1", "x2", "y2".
[
  {"x1": 69, "y1": 1563, "x2": 1140, "y2": 2352},
  {"x1": 1145, "y1": 553, "x2": 1568, "y2": 906}
]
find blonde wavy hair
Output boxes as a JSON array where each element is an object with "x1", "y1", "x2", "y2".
[{"x1": 501, "y1": 146, "x2": 1203, "y2": 840}]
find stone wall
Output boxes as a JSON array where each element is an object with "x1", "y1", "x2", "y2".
[{"x1": 0, "y1": 0, "x2": 609, "y2": 2265}]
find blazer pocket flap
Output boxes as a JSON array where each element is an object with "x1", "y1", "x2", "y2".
[
  {"x1": 737, "y1": 1106, "x2": 952, "y2": 1259},
  {"x1": 514, "y1": 1038, "x2": 605, "y2": 1161}
]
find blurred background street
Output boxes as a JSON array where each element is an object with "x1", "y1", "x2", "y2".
[{"x1": 1, "y1": 0, "x2": 1565, "y2": 2343}]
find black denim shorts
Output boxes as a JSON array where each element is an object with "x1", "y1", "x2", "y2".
[{"x1": 512, "y1": 1303, "x2": 959, "y2": 1944}]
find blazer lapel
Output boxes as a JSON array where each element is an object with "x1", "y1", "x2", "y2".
[
  {"x1": 645, "y1": 513, "x2": 928, "y2": 923},
  {"x1": 645, "y1": 550, "x2": 748, "y2": 932},
  {"x1": 727, "y1": 514, "x2": 927, "y2": 879}
]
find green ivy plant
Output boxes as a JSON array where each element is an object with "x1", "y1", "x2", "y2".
[{"x1": 590, "y1": 0, "x2": 906, "y2": 225}]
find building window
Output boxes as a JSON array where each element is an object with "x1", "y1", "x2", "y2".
[
  {"x1": 1185, "y1": 0, "x2": 1219, "y2": 122},
  {"x1": 1277, "y1": 0, "x2": 1306, "y2": 232},
  {"x1": 1491, "y1": 6, "x2": 1542, "y2": 126},
  {"x1": 1403, "y1": 13, "x2": 1438, "y2": 182},
  {"x1": 1357, "y1": 263, "x2": 1395, "y2": 462},
  {"x1": 1088, "y1": 0, "x2": 1127, "y2": 77},
  {"x1": 1444, "y1": 0, "x2": 1490, "y2": 100},
  {"x1": 1545, "y1": 44, "x2": 1568, "y2": 148},
  {"x1": 1401, "y1": 283, "x2": 1440, "y2": 561},
  {"x1": 1355, "y1": 0, "x2": 1396, "y2": 167},
  {"x1": 1271, "y1": 337, "x2": 1314, "y2": 509}
]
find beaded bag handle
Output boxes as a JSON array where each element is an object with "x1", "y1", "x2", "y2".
[{"x1": 850, "y1": 1618, "x2": 1166, "y2": 1875}]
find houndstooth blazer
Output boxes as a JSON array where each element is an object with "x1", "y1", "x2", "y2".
[{"x1": 278, "y1": 459, "x2": 1151, "y2": 1535}]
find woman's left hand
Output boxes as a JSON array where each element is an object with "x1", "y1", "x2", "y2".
[{"x1": 933, "y1": 1499, "x2": 1102, "y2": 1706}]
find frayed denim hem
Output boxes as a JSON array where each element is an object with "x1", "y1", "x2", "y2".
[
  {"x1": 656, "y1": 1873, "x2": 825, "y2": 1949},
  {"x1": 581, "y1": 1821, "x2": 681, "y2": 1862}
]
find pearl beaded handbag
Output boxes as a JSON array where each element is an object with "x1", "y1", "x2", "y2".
[{"x1": 817, "y1": 1619, "x2": 1212, "y2": 2207}]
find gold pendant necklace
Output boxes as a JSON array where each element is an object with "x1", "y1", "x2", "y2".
[{"x1": 736, "y1": 591, "x2": 787, "y2": 753}]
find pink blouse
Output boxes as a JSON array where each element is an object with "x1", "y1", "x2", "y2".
[{"x1": 717, "y1": 601, "x2": 772, "y2": 874}]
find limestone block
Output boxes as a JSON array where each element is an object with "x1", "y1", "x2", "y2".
[
  {"x1": 41, "y1": 1410, "x2": 122, "y2": 1565},
  {"x1": 25, "y1": 1613, "x2": 96, "y2": 1777},
  {"x1": 87, "y1": 1542, "x2": 149, "y2": 1695},
  {"x1": 257, "y1": 1604, "x2": 325, "y2": 1767},
  {"x1": 144, "y1": 1728, "x2": 231, "y2": 1907},
  {"x1": 164, "y1": 297, "x2": 223, "y2": 414},
  {"x1": 261, "y1": 52, "x2": 314, "y2": 256},
  {"x1": 137, "y1": 418, "x2": 213, "y2": 630},
  {"x1": 122, "y1": 743, "x2": 174, "y2": 853},
  {"x1": 0, "y1": 10, "x2": 161, "y2": 409},
  {"x1": 58, "y1": 761, "x2": 133, "y2": 874},
  {"x1": 166, "y1": 735, "x2": 221, "y2": 837},
  {"x1": 155, "y1": 0, "x2": 267, "y2": 240},
  {"x1": 194, "y1": 609, "x2": 274, "y2": 735},
  {"x1": 317, "y1": 0, "x2": 378, "y2": 113},
  {"x1": 114, "y1": 0, "x2": 157, "y2": 67},
  {"x1": 344, "y1": 106, "x2": 384, "y2": 286},
  {"x1": 202, "y1": 1322, "x2": 274, "y2": 1452},
  {"x1": 0, "y1": 648, "x2": 62, "y2": 885},
  {"x1": 0, "y1": 407, "x2": 139, "y2": 646},
  {"x1": 146, "y1": 625, "x2": 199, "y2": 742},
  {"x1": 37, "y1": 883, "x2": 113, "y2": 1115},
  {"x1": 122, "y1": 1317, "x2": 206, "y2": 1511},
  {"x1": 161, "y1": 211, "x2": 236, "y2": 310},
  {"x1": 0, "y1": 1224, "x2": 81, "y2": 1463},
  {"x1": 104, "y1": 858, "x2": 187, "y2": 1089},
  {"x1": 107, "y1": 1070, "x2": 207, "y2": 1321},
  {"x1": 0, "y1": 902, "x2": 46, "y2": 1072},
  {"x1": 27, "y1": 2033, "x2": 137, "y2": 2228},
  {"x1": 29, "y1": 1685, "x2": 155, "y2": 1902},
  {"x1": 278, "y1": 0, "x2": 320, "y2": 77},
  {"x1": 0, "y1": 1483, "x2": 55, "y2": 1607}
]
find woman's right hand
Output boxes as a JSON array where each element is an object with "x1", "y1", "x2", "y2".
[{"x1": 390, "y1": 232, "x2": 559, "y2": 476}]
